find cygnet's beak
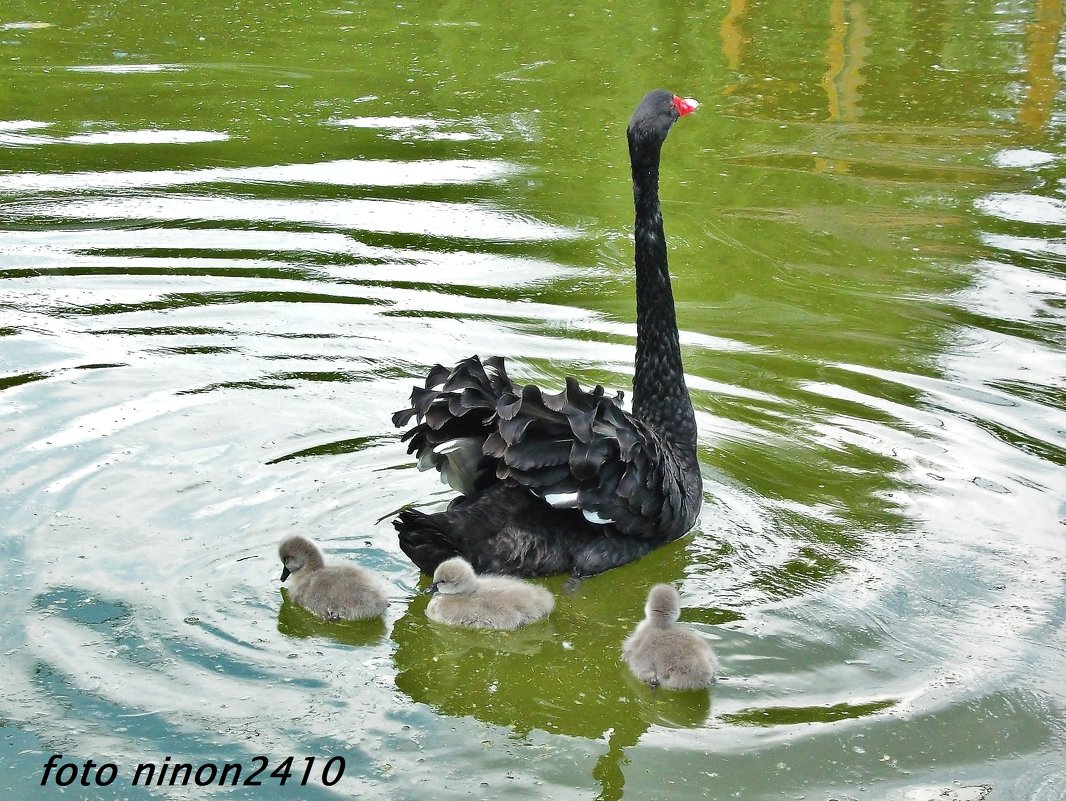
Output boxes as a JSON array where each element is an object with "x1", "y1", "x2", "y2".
[
  {"x1": 280, "y1": 566, "x2": 291, "y2": 582},
  {"x1": 424, "y1": 583, "x2": 439, "y2": 595}
]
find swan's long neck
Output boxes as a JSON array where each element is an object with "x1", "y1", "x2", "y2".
[{"x1": 629, "y1": 131, "x2": 698, "y2": 454}]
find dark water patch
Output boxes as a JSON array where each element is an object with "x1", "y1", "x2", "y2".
[
  {"x1": 380, "y1": 305, "x2": 549, "y2": 323},
  {"x1": 749, "y1": 539, "x2": 855, "y2": 601},
  {"x1": 32, "y1": 588, "x2": 131, "y2": 628},
  {"x1": 150, "y1": 345, "x2": 244, "y2": 355},
  {"x1": 982, "y1": 242, "x2": 1066, "y2": 275},
  {"x1": 176, "y1": 380, "x2": 296, "y2": 395},
  {"x1": 679, "y1": 607, "x2": 744, "y2": 626},
  {"x1": 265, "y1": 435, "x2": 388, "y2": 465},
  {"x1": 720, "y1": 698, "x2": 897, "y2": 726},
  {"x1": 989, "y1": 379, "x2": 1066, "y2": 413},
  {"x1": 728, "y1": 152, "x2": 1030, "y2": 190},
  {"x1": 0, "y1": 370, "x2": 50, "y2": 391},
  {"x1": 0, "y1": 263, "x2": 328, "y2": 283},
  {"x1": 193, "y1": 178, "x2": 524, "y2": 207},
  {"x1": 713, "y1": 437, "x2": 910, "y2": 535},
  {"x1": 90, "y1": 325, "x2": 237, "y2": 337},
  {"x1": 57, "y1": 290, "x2": 387, "y2": 317},
  {"x1": 184, "y1": 617, "x2": 278, "y2": 663},
  {"x1": 838, "y1": 125, "x2": 1009, "y2": 147},
  {"x1": 7, "y1": 192, "x2": 573, "y2": 245},
  {"x1": 935, "y1": 305, "x2": 1063, "y2": 348},
  {"x1": 964, "y1": 415, "x2": 1066, "y2": 467},
  {"x1": 822, "y1": 363, "x2": 932, "y2": 409},
  {"x1": 263, "y1": 370, "x2": 376, "y2": 384},
  {"x1": 269, "y1": 331, "x2": 341, "y2": 340},
  {"x1": 792, "y1": 381, "x2": 915, "y2": 430}
]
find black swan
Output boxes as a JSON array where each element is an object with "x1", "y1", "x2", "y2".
[{"x1": 391, "y1": 89, "x2": 702, "y2": 579}]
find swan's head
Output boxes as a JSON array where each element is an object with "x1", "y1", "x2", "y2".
[
  {"x1": 628, "y1": 89, "x2": 699, "y2": 145},
  {"x1": 645, "y1": 583, "x2": 682, "y2": 623},
  {"x1": 278, "y1": 535, "x2": 324, "y2": 581},
  {"x1": 426, "y1": 557, "x2": 478, "y2": 596}
]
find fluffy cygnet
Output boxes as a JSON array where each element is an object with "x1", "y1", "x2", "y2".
[
  {"x1": 425, "y1": 557, "x2": 554, "y2": 629},
  {"x1": 622, "y1": 584, "x2": 717, "y2": 690},
  {"x1": 278, "y1": 535, "x2": 388, "y2": 621}
]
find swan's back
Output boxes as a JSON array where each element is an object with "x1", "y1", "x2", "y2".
[
  {"x1": 426, "y1": 558, "x2": 553, "y2": 630},
  {"x1": 623, "y1": 584, "x2": 717, "y2": 689},
  {"x1": 278, "y1": 535, "x2": 388, "y2": 622}
]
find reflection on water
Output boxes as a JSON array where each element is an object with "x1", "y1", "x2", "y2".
[
  {"x1": 1, "y1": 0, "x2": 1065, "y2": 799},
  {"x1": 0, "y1": 158, "x2": 516, "y2": 192},
  {"x1": 391, "y1": 544, "x2": 712, "y2": 739},
  {"x1": 278, "y1": 591, "x2": 388, "y2": 647}
]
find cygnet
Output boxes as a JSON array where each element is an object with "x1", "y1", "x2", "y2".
[
  {"x1": 622, "y1": 584, "x2": 717, "y2": 689},
  {"x1": 425, "y1": 557, "x2": 554, "y2": 629},
  {"x1": 278, "y1": 535, "x2": 388, "y2": 621}
]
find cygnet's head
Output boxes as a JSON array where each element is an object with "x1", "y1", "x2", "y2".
[
  {"x1": 645, "y1": 584, "x2": 681, "y2": 623},
  {"x1": 278, "y1": 535, "x2": 324, "y2": 582},
  {"x1": 426, "y1": 557, "x2": 478, "y2": 596}
]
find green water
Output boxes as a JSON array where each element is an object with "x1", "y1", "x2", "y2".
[{"x1": 2, "y1": 1, "x2": 1064, "y2": 799}]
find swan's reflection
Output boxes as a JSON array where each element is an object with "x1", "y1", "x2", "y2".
[{"x1": 390, "y1": 539, "x2": 719, "y2": 800}]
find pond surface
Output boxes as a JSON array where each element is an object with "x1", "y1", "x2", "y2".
[{"x1": 2, "y1": 1, "x2": 1065, "y2": 799}]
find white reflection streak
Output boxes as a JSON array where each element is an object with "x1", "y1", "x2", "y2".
[
  {"x1": 0, "y1": 228, "x2": 365, "y2": 256},
  {"x1": 24, "y1": 390, "x2": 210, "y2": 451},
  {"x1": 9, "y1": 195, "x2": 575, "y2": 241},
  {"x1": 331, "y1": 116, "x2": 445, "y2": 129},
  {"x1": 65, "y1": 63, "x2": 186, "y2": 73},
  {"x1": 64, "y1": 129, "x2": 229, "y2": 145},
  {"x1": 328, "y1": 115, "x2": 507, "y2": 142},
  {"x1": 0, "y1": 120, "x2": 51, "y2": 131},
  {"x1": 0, "y1": 230, "x2": 570, "y2": 288},
  {"x1": 0, "y1": 120, "x2": 54, "y2": 146},
  {"x1": 990, "y1": 148, "x2": 1055, "y2": 168},
  {"x1": 0, "y1": 158, "x2": 516, "y2": 192},
  {"x1": 976, "y1": 192, "x2": 1066, "y2": 225},
  {"x1": 981, "y1": 233, "x2": 1066, "y2": 258},
  {"x1": 0, "y1": 121, "x2": 227, "y2": 148},
  {"x1": 43, "y1": 449, "x2": 138, "y2": 494}
]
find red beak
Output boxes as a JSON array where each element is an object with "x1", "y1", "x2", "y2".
[{"x1": 672, "y1": 95, "x2": 700, "y2": 116}]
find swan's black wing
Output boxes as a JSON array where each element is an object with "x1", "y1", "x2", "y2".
[
  {"x1": 488, "y1": 378, "x2": 698, "y2": 540},
  {"x1": 394, "y1": 483, "x2": 664, "y2": 577},
  {"x1": 394, "y1": 356, "x2": 700, "y2": 540},
  {"x1": 393, "y1": 355, "x2": 517, "y2": 495}
]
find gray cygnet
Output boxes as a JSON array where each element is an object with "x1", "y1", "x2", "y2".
[
  {"x1": 425, "y1": 557, "x2": 553, "y2": 629},
  {"x1": 278, "y1": 535, "x2": 388, "y2": 621},
  {"x1": 623, "y1": 583, "x2": 717, "y2": 689}
]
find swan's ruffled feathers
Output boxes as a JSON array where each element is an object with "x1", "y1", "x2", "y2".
[
  {"x1": 392, "y1": 355, "x2": 514, "y2": 495},
  {"x1": 492, "y1": 380, "x2": 694, "y2": 538},
  {"x1": 394, "y1": 355, "x2": 696, "y2": 540}
]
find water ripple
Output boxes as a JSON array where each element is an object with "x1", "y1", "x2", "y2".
[
  {"x1": 0, "y1": 158, "x2": 517, "y2": 193},
  {"x1": 6, "y1": 194, "x2": 575, "y2": 241}
]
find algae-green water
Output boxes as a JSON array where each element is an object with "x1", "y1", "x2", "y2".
[{"x1": 2, "y1": 2, "x2": 1065, "y2": 799}]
